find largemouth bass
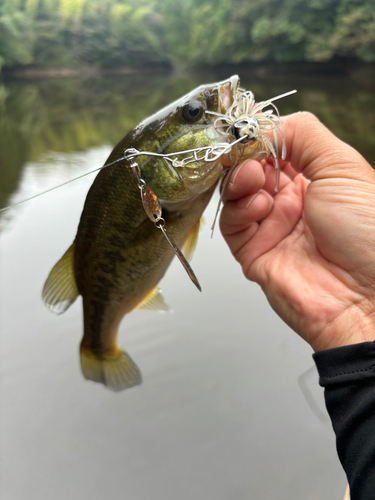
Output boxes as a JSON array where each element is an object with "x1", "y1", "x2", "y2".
[{"x1": 42, "y1": 75, "x2": 240, "y2": 391}]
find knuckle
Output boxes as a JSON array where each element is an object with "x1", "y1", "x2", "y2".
[{"x1": 296, "y1": 111, "x2": 320, "y2": 124}]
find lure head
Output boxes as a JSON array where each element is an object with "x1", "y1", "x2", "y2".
[
  {"x1": 215, "y1": 87, "x2": 291, "y2": 194},
  {"x1": 231, "y1": 115, "x2": 261, "y2": 144},
  {"x1": 129, "y1": 75, "x2": 240, "y2": 206}
]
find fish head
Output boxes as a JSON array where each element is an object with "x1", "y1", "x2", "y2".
[{"x1": 135, "y1": 75, "x2": 240, "y2": 206}]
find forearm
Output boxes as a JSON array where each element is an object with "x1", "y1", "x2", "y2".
[{"x1": 314, "y1": 341, "x2": 375, "y2": 499}]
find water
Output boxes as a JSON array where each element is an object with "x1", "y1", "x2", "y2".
[{"x1": 2, "y1": 67, "x2": 373, "y2": 499}]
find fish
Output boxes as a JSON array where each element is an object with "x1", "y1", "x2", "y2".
[
  {"x1": 40, "y1": 75, "x2": 294, "y2": 392},
  {"x1": 42, "y1": 75, "x2": 241, "y2": 392}
]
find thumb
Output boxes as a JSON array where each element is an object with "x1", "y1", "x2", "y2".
[
  {"x1": 281, "y1": 112, "x2": 375, "y2": 273},
  {"x1": 281, "y1": 112, "x2": 374, "y2": 184}
]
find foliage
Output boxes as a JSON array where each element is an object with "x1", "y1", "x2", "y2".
[
  {"x1": 0, "y1": 0, "x2": 34, "y2": 69},
  {"x1": 0, "y1": 0, "x2": 374, "y2": 70}
]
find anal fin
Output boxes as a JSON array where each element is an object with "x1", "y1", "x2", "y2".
[{"x1": 136, "y1": 286, "x2": 169, "y2": 311}]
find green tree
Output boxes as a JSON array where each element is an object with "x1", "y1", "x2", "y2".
[
  {"x1": 332, "y1": 0, "x2": 375, "y2": 61},
  {"x1": 0, "y1": 0, "x2": 34, "y2": 69},
  {"x1": 1, "y1": 0, "x2": 375, "y2": 70}
]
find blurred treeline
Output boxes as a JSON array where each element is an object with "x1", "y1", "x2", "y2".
[
  {"x1": 1, "y1": 70, "x2": 375, "y2": 210},
  {"x1": 1, "y1": 0, "x2": 374, "y2": 71}
]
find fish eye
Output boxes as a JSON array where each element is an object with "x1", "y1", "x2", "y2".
[{"x1": 182, "y1": 102, "x2": 204, "y2": 123}]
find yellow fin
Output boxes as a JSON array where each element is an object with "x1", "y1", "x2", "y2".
[
  {"x1": 181, "y1": 217, "x2": 203, "y2": 262},
  {"x1": 80, "y1": 346, "x2": 142, "y2": 392},
  {"x1": 136, "y1": 286, "x2": 169, "y2": 311},
  {"x1": 42, "y1": 243, "x2": 79, "y2": 314}
]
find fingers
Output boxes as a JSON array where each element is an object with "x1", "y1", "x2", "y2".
[
  {"x1": 220, "y1": 165, "x2": 308, "y2": 275},
  {"x1": 261, "y1": 158, "x2": 299, "y2": 182},
  {"x1": 220, "y1": 189, "x2": 273, "y2": 235},
  {"x1": 222, "y1": 157, "x2": 296, "y2": 201},
  {"x1": 220, "y1": 188, "x2": 274, "y2": 259},
  {"x1": 221, "y1": 160, "x2": 265, "y2": 201},
  {"x1": 235, "y1": 175, "x2": 306, "y2": 276},
  {"x1": 280, "y1": 112, "x2": 375, "y2": 184},
  {"x1": 220, "y1": 157, "x2": 295, "y2": 242},
  {"x1": 262, "y1": 162, "x2": 297, "y2": 194},
  {"x1": 220, "y1": 159, "x2": 274, "y2": 240}
]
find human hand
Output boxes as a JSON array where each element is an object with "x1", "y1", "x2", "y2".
[{"x1": 220, "y1": 112, "x2": 375, "y2": 352}]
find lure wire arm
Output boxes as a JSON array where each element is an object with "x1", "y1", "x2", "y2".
[
  {"x1": 0, "y1": 131, "x2": 258, "y2": 214},
  {"x1": 121, "y1": 137, "x2": 247, "y2": 170},
  {"x1": 128, "y1": 157, "x2": 202, "y2": 292},
  {"x1": 156, "y1": 220, "x2": 201, "y2": 292},
  {"x1": 125, "y1": 133, "x2": 253, "y2": 243}
]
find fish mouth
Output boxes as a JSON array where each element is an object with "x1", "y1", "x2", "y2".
[{"x1": 218, "y1": 75, "x2": 239, "y2": 113}]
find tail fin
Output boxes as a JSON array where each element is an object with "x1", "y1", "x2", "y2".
[{"x1": 80, "y1": 346, "x2": 142, "y2": 392}]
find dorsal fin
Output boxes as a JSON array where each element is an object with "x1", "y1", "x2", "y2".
[
  {"x1": 42, "y1": 243, "x2": 79, "y2": 314},
  {"x1": 181, "y1": 217, "x2": 203, "y2": 262},
  {"x1": 136, "y1": 286, "x2": 169, "y2": 311}
]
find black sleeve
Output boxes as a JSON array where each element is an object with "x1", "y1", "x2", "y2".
[{"x1": 313, "y1": 341, "x2": 375, "y2": 500}]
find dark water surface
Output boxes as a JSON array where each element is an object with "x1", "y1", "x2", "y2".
[{"x1": 1, "y1": 67, "x2": 373, "y2": 499}]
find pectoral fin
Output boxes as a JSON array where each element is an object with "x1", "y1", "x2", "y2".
[
  {"x1": 42, "y1": 243, "x2": 79, "y2": 314},
  {"x1": 181, "y1": 217, "x2": 202, "y2": 262}
]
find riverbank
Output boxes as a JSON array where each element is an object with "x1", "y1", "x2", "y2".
[
  {"x1": 0, "y1": 63, "x2": 170, "y2": 80},
  {"x1": 2, "y1": 60, "x2": 375, "y2": 83}
]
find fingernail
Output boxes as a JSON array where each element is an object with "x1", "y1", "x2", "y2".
[
  {"x1": 229, "y1": 162, "x2": 245, "y2": 186},
  {"x1": 237, "y1": 192, "x2": 260, "y2": 209}
]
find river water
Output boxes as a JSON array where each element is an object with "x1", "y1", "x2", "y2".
[{"x1": 1, "y1": 67, "x2": 373, "y2": 500}]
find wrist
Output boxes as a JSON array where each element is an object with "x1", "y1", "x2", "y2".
[{"x1": 311, "y1": 307, "x2": 375, "y2": 352}]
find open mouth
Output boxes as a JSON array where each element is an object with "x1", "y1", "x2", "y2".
[{"x1": 218, "y1": 75, "x2": 240, "y2": 113}]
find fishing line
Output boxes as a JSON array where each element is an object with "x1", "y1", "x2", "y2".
[
  {"x1": 0, "y1": 165, "x2": 107, "y2": 213},
  {"x1": 0, "y1": 141, "x2": 242, "y2": 213},
  {"x1": 1, "y1": 88, "x2": 296, "y2": 215}
]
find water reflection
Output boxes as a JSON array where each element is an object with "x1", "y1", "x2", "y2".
[{"x1": 0, "y1": 75, "x2": 164, "y2": 209}]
